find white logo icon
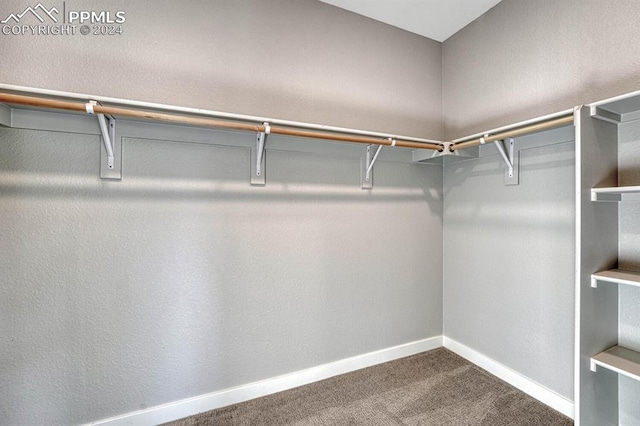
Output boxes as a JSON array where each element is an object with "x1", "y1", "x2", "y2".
[{"x1": 1, "y1": 3, "x2": 59, "y2": 24}]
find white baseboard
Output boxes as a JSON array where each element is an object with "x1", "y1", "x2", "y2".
[
  {"x1": 443, "y1": 337, "x2": 575, "y2": 419},
  {"x1": 87, "y1": 336, "x2": 443, "y2": 426},
  {"x1": 88, "y1": 336, "x2": 575, "y2": 425}
]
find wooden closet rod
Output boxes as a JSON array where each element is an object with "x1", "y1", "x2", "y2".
[
  {"x1": 450, "y1": 114, "x2": 574, "y2": 151},
  {"x1": 0, "y1": 93, "x2": 444, "y2": 151}
]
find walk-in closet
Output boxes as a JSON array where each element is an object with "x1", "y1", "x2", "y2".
[{"x1": 2, "y1": 1, "x2": 640, "y2": 425}]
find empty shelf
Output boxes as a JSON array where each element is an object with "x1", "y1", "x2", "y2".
[
  {"x1": 591, "y1": 186, "x2": 640, "y2": 202},
  {"x1": 591, "y1": 346, "x2": 640, "y2": 381},
  {"x1": 591, "y1": 93, "x2": 640, "y2": 124},
  {"x1": 592, "y1": 269, "x2": 640, "y2": 288}
]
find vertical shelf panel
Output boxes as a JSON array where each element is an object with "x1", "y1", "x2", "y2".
[{"x1": 576, "y1": 106, "x2": 620, "y2": 426}]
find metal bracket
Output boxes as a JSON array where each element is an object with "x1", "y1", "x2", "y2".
[
  {"x1": 98, "y1": 114, "x2": 115, "y2": 169},
  {"x1": 251, "y1": 122, "x2": 269, "y2": 186},
  {"x1": 412, "y1": 141, "x2": 479, "y2": 164},
  {"x1": 86, "y1": 100, "x2": 121, "y2": 180},
  {"x1": 366, "y1": 144, "x2": 383, "y2": 180},
  {"x1": 362, "y1": 144, "x2": 383, "y2": 189},
  {"x1": 494, "y1": 138, "x2": 518, "y2": 185},
  {"x1": 86, "y1": 100, "x2": 115, "y2": 169}
]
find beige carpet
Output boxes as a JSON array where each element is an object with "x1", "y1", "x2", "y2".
[{"x1": 164, "y1": 348, "x2": 573, "y2": 425}]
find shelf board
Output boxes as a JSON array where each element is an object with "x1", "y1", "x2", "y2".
[
  {"x1": 591, "y1": 185, "x2": 640, "y2": 202},
  {"x1": 591, "y1": 93, "x2": 640, "y2": 124},
  {"x1": 591, "y1": 345, "x2": 640, "y2": 382},
  {"x1": 592, "y1": 269, "x2": 640, "y2": 288}
]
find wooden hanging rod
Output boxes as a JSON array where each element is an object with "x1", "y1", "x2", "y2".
[
  {"x1": 0, "y1": 93, "x2": 444, "y2": 152},
  {"x1": 450, "y1": 113, "x2": 574, "y2": 151}
]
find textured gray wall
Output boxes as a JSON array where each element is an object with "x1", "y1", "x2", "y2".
[
  {"x1": 443, "y1": 0, "x2": 640, "y2": 139},
  {"x1": 0, "y1": 125, "x2": 443, "y2": 424},
  {"x1": 0, "y1": 0, "x2": 442, "y2": 139},
  {"x1": 616, "y1": 122, "x2": 640, "y2": 425},
  {"x1": 443, "y1": 127, "x2": 575, "y2": 400},
  {"x1": 0, "y1": 3, "x2": 445, "y2": 422}
]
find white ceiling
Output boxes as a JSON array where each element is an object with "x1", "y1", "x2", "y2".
[{"x1": 318, "y1": 0, "x2": 503, "y2": 42}]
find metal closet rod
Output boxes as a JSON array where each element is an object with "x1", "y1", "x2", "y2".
[
  {"x1": 0, "y1": 93, "x2": 444, "y2": 152},
  {"x1": 450, "y1": 113, "x2": 574, "y2": 151}
]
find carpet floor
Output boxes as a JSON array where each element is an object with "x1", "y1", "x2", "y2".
[{"x1": 164, "y1": 348, "x2": 573, "y2": 425}]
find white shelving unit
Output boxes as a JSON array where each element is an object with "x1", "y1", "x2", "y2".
[{"x1": 578, "y1": 90, "x2": 640, "y2": 425}]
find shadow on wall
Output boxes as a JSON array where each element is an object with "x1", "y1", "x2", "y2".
[
  {"x1": 618, "y1": 165, "x2": 640, "y2": 188},
  {"x1": 0, "y1": 172, "x2": 442, "y2": 205},
  {"x1": 443, "y1": 139, "x2": 575, "y2": 192},
  {"x1": 442, "y1": 140, "x2": 575, "y2": 232},
  {"x1": 0, "y1": 128, "x2": 443, "y2": 210}
]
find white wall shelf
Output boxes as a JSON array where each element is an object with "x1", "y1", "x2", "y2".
[
  {"x1": 591, "y1": 92, "x2": 640, "y2": 124},
  {"x1": 592, "y1": 269, "x2": 640, "y2": 289},
  {"x1": 591, "y1": 345, "x2": 640, "y2": 382},
  {"x1": 591, "y1": 186, "x2": 640, "y2": 202}
]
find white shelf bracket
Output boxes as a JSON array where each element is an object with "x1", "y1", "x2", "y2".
[
  {"x1": 366, "y1": 144, "x2": 383, "y2": 178},
  {"x1": 362, "y1": 139, "x2": 393, "y2": 189},
  {"x1": 494, "y1": 138, "x2": 518, "y2": 185},
  {"x1": 590, "y1": 359, "x2": 598, "y2": 372},
  {"x1": 591, "y1": 276, "x2": 598, "y2": 288},
  {"x1": 251, "y1": 122, "x2": 269, "y2": 186},
  {"x1": 256, "y1": 122, "x2": 269, "y2": 176},
  {"x1": 86, "y1": 100, "x2": 115, "y2": 170},
  {"x1": 494, "y1": 138, "x2": 513, "y2": 176}
]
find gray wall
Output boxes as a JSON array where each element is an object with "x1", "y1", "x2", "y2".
[
  {"x1": 0, "y1": 0, "x2": 443, "y2": 139},
  {"x1": 0, "y1": 123, "x2": 443, "y2": 425},
  {"x1": 443, "y1": 127, "x2": 575, "y2": 400},
  {"x1": 441, "y1": 0, "x2": 640, "y2": 411},
  {"x1": 443, "y1": 0, "x2": 640, "y2": 140},
  {"x1": 616, "y1": 122, "x2": 640, "y2": 425},
  {"x1": 0, "y1": 1, "x2": 445, "y2": 423}
]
